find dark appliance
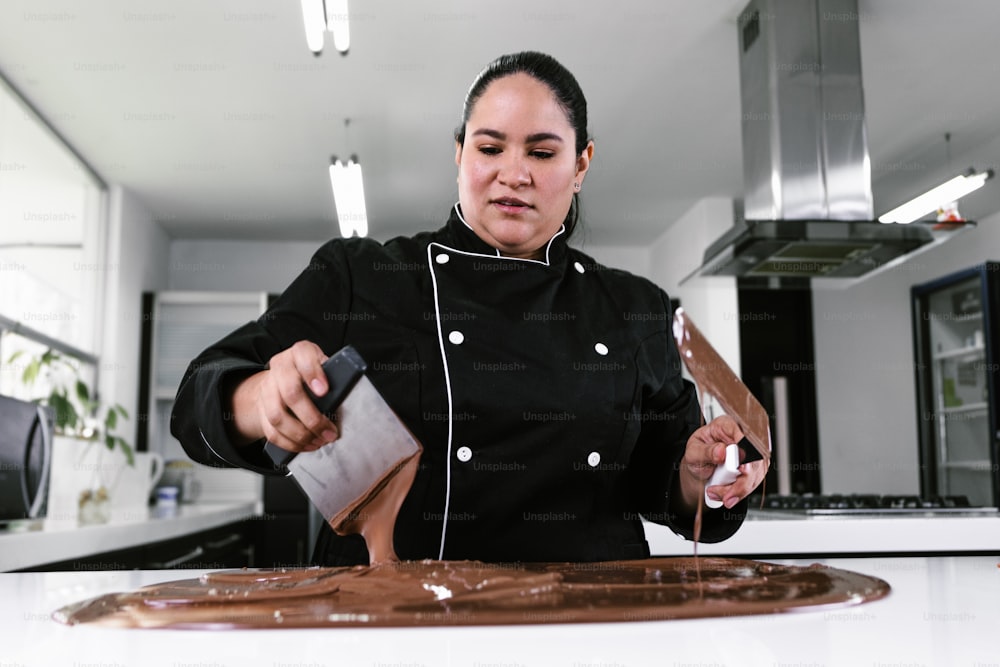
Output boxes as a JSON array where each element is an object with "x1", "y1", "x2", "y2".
[
  {"x1": 911, "y1": 262, "x2": 1000, "y2": 507},
  {"x1": 0, "y1": 395, "x2": 53, "y2": 523}
]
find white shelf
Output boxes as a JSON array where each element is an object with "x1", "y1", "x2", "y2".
[
  {"x1": 933, "y1": 344, "x2": 985, "y2": 361},
  {"x1": 939, "y1": 460, "x2": 993, "y2": 471},
  {"x1": 938, "y1": 402, "x2": 989, "y2": 415}
]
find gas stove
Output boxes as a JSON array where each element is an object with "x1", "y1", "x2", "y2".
[{"x1": 749, "y1": 493, "x2": 998, "y2": 516}]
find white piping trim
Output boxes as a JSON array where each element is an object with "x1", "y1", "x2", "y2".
[
  {"x1": 452, "y1": 202, "x2": 566, "y2": 266},
  {"x1": 199, "y1": 428, "x2": 228, "y2": 464},
  {"x1": 427, "y1": 243, "x2": 457, "y2": 559}
]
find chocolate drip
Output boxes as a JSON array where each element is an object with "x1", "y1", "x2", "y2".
[{"x1": 333, "y1": 451, "x2": 421, "y2": 564}]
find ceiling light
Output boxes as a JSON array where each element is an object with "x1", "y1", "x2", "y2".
[
  {"x1": 300, "y1": 0, "x2": 350, "y2": 55},
  {"x1": 329, "y1": 156, "x2": 368, "y2": 237},
  {"x1": 300, "y1": 0, "x2": 325, "y2": 55},
  {"x1": 325, "y1": 0, "x2": 350, "y2": 54},
  {"x1": 879, "y1": 170, "x2": 993, "y2": 224}
]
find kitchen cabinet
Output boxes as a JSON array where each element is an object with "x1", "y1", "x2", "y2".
[
  {"x1": 0, "y1": 501, "x2": 261, "y2": 572},
  {"x1": 21, "y1": 521, "x2": 253, "y2": 572},
  {"x1": 912, "y1": 262, "x2": 1000, "y2": 507}
]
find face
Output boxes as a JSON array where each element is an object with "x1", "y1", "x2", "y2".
[{"x1": 455, "y1": 73, "x2": 593, "y2": 260}]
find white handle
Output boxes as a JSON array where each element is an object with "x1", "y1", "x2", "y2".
[{"x1": 705, "y1": 443, "x2": 741, "y2": 509}]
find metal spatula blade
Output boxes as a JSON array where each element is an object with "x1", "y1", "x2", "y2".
[{"x1": 264, "y1": 346, "x2": 422, "y2": 527}]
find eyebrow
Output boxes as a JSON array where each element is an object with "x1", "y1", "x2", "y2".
[{"x1": 471, "y1": 128, "x2": 564, "y2": 143}]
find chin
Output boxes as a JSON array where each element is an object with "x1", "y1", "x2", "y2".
[{"x1": 492, "y1": 232, "x2": 540, "y2": 257}]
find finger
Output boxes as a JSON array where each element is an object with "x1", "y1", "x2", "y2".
[
  {"x1": 706, "y1": 479, "x2": 748, "y2": 509},
  {"x1": 275, "y1": 373, "x2": 338, "y2": 445},
  {"x1": 259, "y1": 382, "x2": 329, "y2": 450},
  {"x1": 291, "y1": 341, "x2": 330, "y2": 397},
  {"x1": 713, "y1": 417, "x2": 744, "y2": 444},
  {"x1": 716, "y1": 461, "x2": 768, "y2": 508}
]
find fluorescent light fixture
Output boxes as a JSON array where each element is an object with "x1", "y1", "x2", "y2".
[
  {"x1": 879, "y1": 170, "x2": 993, "y2": 224},
  {"x1": 325, "y1": 0, "x2": 350, "y2": 54},
  {"x1": 300, "y1": 0, "x2": 326, "y2": 55},
  {"x1": 301, "y1": 0, "x2": 350, "y2": 55},
  {"x1": 329, "y1": 156, "x2": 368, "y2": 237}
]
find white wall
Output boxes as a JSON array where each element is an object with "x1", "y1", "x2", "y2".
[
  {"x1": 648, "y1": 197, "x2": 741, "y2": 379},
  {"x1": 168, "y1": 239, "x2": 320, "y2": 292},
  {"x1": 812, "y1": 213, "x2": 1000, "y2": 493},
  {"x1": 100, "y1": 185, "x2": 170, "y2": 433}
]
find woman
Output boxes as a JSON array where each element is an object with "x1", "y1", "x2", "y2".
[{"x1": 171, "y1": 51, "x2": 767, "y2": 565}]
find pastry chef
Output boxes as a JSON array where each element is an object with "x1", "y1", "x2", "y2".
[{"x1": 171, "y1": 51, "x2": 768, "y2": 565}]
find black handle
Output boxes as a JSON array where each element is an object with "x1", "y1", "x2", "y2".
[
  {"x1": 20, "y1": 411, "x2": 39, "y2": 512},
  {"x1": 264, "y1": 345, "x2": 368, "y2": 470},
  {"x1": 737, "y1": 436, "x2": 765, "y2": 463}
]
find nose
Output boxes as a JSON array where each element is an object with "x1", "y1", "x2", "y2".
[{"x1": 497, "y1": 153, "x2": 530, "y2": 187}]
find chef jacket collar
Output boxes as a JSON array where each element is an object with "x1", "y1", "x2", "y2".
[{"x1": 444, "y1": 203, "x2": 568, "y2": 267}]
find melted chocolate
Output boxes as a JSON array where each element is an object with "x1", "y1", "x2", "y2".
[{"x1": 52, "y1": 557, "x2": 889, "y2": 628}]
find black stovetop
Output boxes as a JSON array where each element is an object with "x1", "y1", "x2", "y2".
[{"x1": 749, "y1": 493, "x2": 996, "y2": 515}]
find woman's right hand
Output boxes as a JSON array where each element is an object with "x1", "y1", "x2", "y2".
[{"x1": 228, "y1": 340, "x2": 340, "y2": 452}]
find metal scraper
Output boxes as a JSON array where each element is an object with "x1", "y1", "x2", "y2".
[
  {"x1": 671, "y1": 308, "x2": 771, "y2": 506},
  {"x1": 264, "y1": 345, "x2": 422, "y2": 530}
]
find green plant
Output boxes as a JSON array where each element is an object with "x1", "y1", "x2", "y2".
[{"x1": 8, "y1": 348, "x2": 134, "y2": 466}]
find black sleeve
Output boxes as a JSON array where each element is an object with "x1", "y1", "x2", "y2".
[
  {"x1": 169, "y1": 240, "x2": 353, "y2": 475},
  {"x1": 626, "y1": 290, "x2": 748, "y2": 543}
]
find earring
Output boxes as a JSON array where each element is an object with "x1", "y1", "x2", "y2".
[{"x1": 573, "y1": 182, "x2": 581, "y2": 191}]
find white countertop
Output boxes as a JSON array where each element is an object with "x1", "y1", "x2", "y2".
[
  {"x1": 1, "y1": 555, "x2": 996, "y2": 666},
  {"x1": 645, "y1": 509, "x2": 1000, "y2": 556},
  {"x1": 0, "y1": 501, "x2": 262, "y2": 572}
]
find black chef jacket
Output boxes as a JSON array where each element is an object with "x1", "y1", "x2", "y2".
[{"x1": 170, "y1": 204, "x2": 748, "y2": 565}]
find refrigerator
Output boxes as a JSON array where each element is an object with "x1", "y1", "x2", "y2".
[{"x1": 911, "y1": 262, "x2": 1000, "y2": 507}]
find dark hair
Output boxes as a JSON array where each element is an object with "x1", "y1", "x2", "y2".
[{"x1": 455, "y1": 51, "x2": 590, "y2": 239}]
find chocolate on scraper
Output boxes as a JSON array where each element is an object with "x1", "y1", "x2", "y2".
[{"x1": 671, "y1": 307, "x2": 771, "y2": 462}]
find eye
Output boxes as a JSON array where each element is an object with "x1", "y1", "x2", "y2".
[
  {"x1": 478, "y1": 145, "x2": 501, "y2": 156},
  {"x1": 530, "y1": 150, "x2": 555, "y2": 160}
]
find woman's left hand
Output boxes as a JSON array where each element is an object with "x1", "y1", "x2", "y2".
[{"x1": 676, "y1": 415, "x2": 769, "y2": 513}]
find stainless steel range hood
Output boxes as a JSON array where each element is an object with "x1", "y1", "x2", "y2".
[{"x1": 693, "y1": 0, "x2": 972, "y2": 286}]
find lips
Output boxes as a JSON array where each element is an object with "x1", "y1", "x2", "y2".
[{"x1": 491, "y1": 196, "x2": 531, "y2": 213}]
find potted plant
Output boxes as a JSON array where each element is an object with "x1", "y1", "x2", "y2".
[{"x1": 8, "y1": 348, "x2": 134, "y2": 523}]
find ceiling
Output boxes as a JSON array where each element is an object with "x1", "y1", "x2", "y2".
[{"x1": 1, "y1": 0, "x2": 998, "y2": 246}]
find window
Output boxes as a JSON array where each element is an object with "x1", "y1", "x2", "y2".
[{"x1": 0, "y1": 74, "x2": 107, "y2": 399}]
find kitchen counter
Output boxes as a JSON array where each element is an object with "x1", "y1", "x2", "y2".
[
  {"x1": 0, "y1": 501, "x2": 262, "y2": 572},
  {"x1": 1, "y1": 555, "x2": 996, "y2": 666},
  {"x1": 645, "y1": 509, "x2": 1000, "y2": 556}
]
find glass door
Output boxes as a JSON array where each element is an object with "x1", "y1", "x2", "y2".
[{"x1": 920, "y1": 275, "x2": 992, "y2": 505}]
